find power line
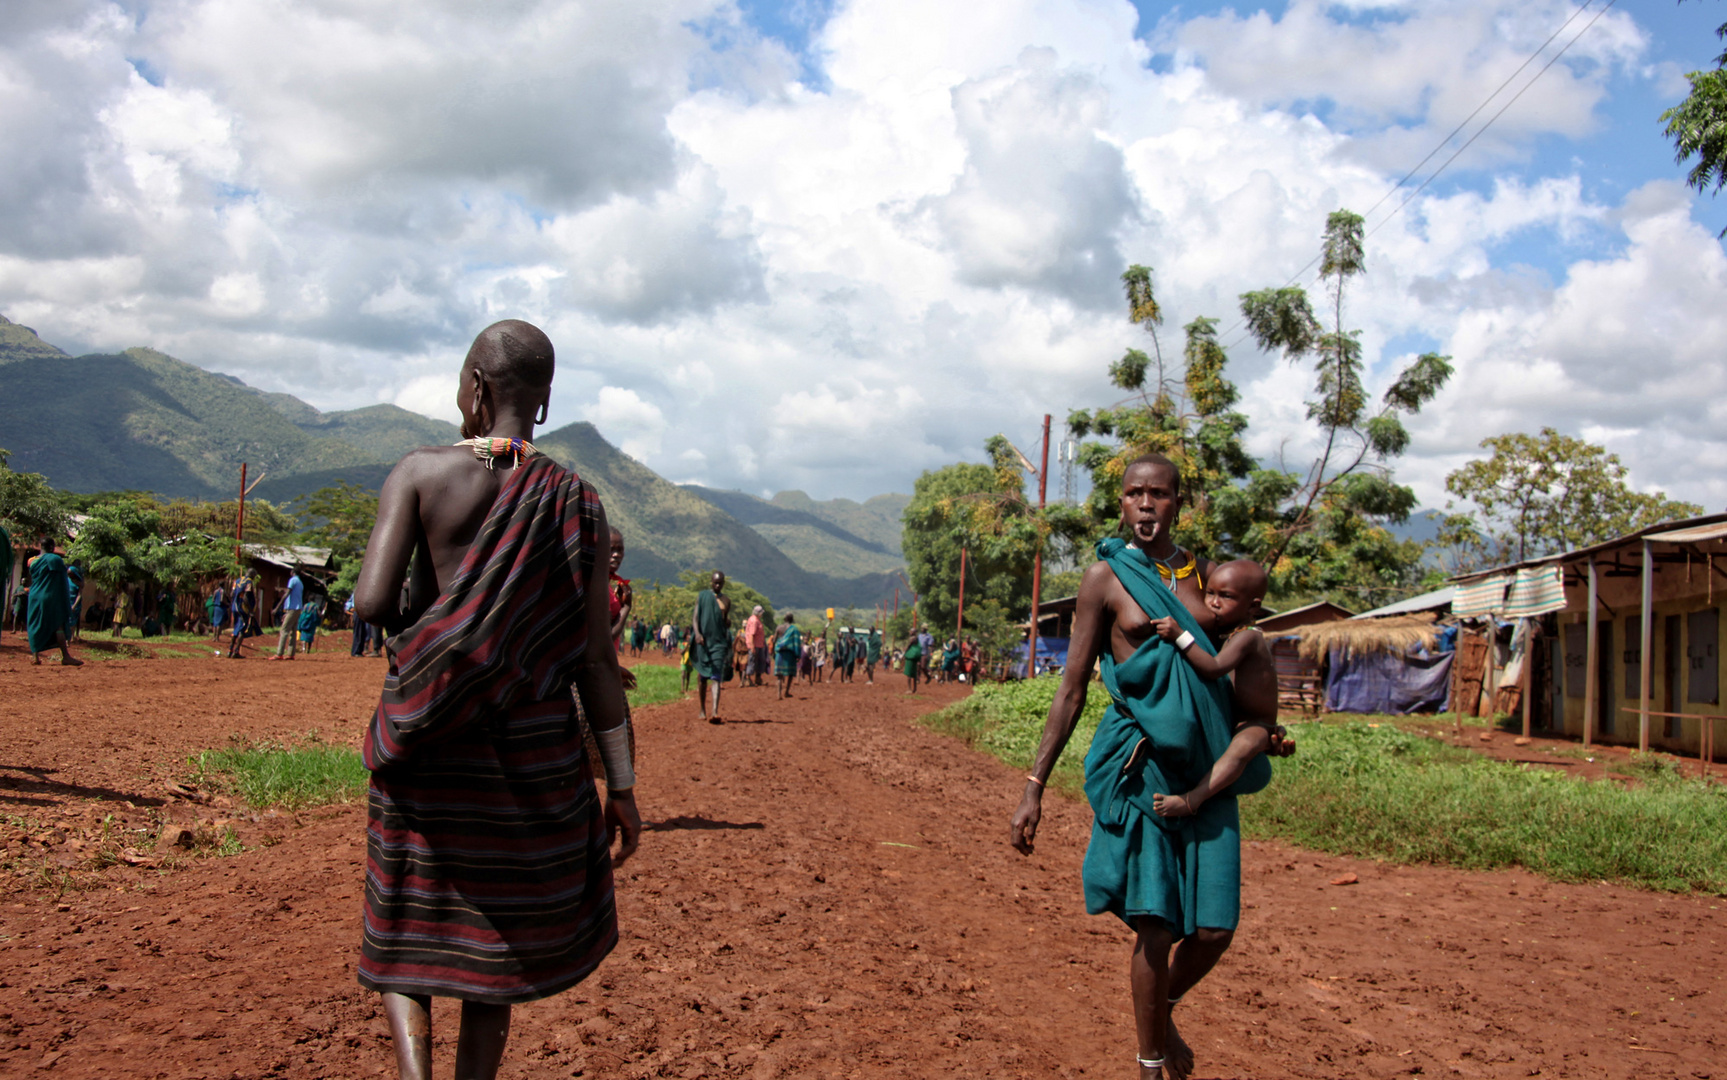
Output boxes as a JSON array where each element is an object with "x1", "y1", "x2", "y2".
[
  {"x1": 1364, "y1": 0, "x2": 1620, "y2": 241},
  {"x1": 1214, "y1": 0, "x2": 1618, "y2": 352}
]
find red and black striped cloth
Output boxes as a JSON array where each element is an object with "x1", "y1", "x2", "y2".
[{"x1": 359, "y1": 454, "x2": 617, "y2": 1003}]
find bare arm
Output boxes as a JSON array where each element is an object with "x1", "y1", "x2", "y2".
[
  {"x1": 1155, "y1": 724, "x2": 1271, "y2": 818},
  {"x1": 569, "y1": 501, "x2": 642, "y2": 864},
  {"x1": 1149, "y1": 622, "x2": 1259, "y2": 680},
  {"x1": 1010, "y1": 561, "x2": 1113, "y2": 855},
  {"x1": 352, "y1": 454, "x2": 426, "y2": 631}
]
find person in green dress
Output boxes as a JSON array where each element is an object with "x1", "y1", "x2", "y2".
[
  {"x1": 901, "y1": 636, "x2": 921, "y2": 693},
  {"x1": 690, "y1": 571, "x2": 732, "y2": 724},
  {"x1": 773, "y1": 613, "x2": 801, "y2": 700},
  {"x1": 1008, "y1": 455, "x2": 1288, "y2": 1080},
  {"x1": 26, "y1": 539, "x2": 81, "y2": 666},
  {"x1": 865, "y1": 627, "x2": 882, "y2": 684}
]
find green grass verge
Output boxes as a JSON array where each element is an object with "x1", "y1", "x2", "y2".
[
  {"x1": 191, "y1": 734, "x2": 369, "y2": 810},
  {"x1": 627, "y1": 664, "x2": 686, "y2": 709},
  {"x1": 923, "y1": 676, "x2": 1105, "y2": 796},
  {"x1": 929, "y1": 679, "x2": 1727, "y2": 893}
]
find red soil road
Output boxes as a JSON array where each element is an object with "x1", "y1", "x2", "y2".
[{"x1": 0, "y1": 640, "x2": 1721, "y2": 1079}]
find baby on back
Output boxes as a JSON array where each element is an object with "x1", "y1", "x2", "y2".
[{"x1": 1148, "y1": 558, "x2": 1290, "y2": 818}]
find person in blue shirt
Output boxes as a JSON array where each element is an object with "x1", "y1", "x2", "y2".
[{"x1": 271, "y1": 567, "x2": 305, "y2": 660}]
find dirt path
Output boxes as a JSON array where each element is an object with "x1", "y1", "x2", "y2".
[{"x1": 0, "y1": 643, "x2": 1721, "y2": 1078}]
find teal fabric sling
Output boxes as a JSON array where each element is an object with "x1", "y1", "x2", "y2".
[{"x1": 1080, "y1": 538, "x2": 1271, "y2": 936}]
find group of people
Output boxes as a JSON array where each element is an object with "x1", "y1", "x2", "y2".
[
  {"x1": 2, "y1": 322, "x2": 1291, "y2": 1080},
  {"x1": 202, "y1": 568, "x2": 333, "y2": 660},
  {"x1": 891, "y1": 629, "x2": 982, "y2": 691},
  {"x1": 684, "y1": 576, "x2": 894, "y2": 720}
]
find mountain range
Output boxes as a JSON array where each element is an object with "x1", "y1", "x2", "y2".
[{"x1": 0, "y1": 315, "x2": 904, "y2": 606}]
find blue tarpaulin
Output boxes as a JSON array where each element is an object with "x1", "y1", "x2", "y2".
[
  {"x1": 1326, "y1": 643, "x2": 1454, "y2": 715},
  {"x1": 1013, "y1": 636, "x2": 1070, "y2": 678}
]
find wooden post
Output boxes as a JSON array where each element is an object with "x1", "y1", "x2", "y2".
[
  {"x1": 1026, "y1": 413, "x2": 1051, "y2": 678},
  {"x1": 235, "y1": 462, "x2": 248, "y2": 565},
  {"x1": 956, "y1": 547, "x2": 967, "y2": 634},
  {"x1": 1640, "y1": 539, "x2": 1654, "y2": 753},
  {"x1": 1521, "y1": 617, "x2": 1533, "y2": 739},
  {"x1": 1584, "y1": 555, "x2": 1598, "y2": 748}
]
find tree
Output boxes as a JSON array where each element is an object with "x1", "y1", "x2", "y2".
[
  {"x1": 1661, "y1": 3, "x2": 1727, "y2": 235},
  {"x1": 1239, "y1": 210, "x2": 1453, "y2": 568},
  {"x1": 67, "y1": 498, "x2": 163, "y2": 593},
  {"x1": 292, "y1": 482, "x2": 379, "y2": 563},
  {"x1": 901, "y1": 451, "x2": 1039, "y2": 634},
  {"x1": 0, "y1": 447, "x2": 70, "y2": 544},
  {"x1": 1062, "y1": 266, "x2": 1256, "y2": 559},
  {"x1": 139, "y1": 532, "x2": 238, "y2": 595},
  {"x1": 1442, "y1": 428, "x2": 1703, "y2": 566}
]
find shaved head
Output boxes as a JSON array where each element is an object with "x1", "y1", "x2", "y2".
[
  {"x1": 465, "y1": 319, "x2": 555, "y2": 395},
  {"x1": 1211, "y1": 559, "x2": 1268, "y2": 602}
]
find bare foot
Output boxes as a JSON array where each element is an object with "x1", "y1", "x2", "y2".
[
  {"x1": 61, "y1": 657, "x2": 83, "y2": 667},
  {"x1": 1153, "y1": 793, "x2": 1194, "y2": 818},
  {"x1": 1164, "y1": 1013, "x2": 1194, "y2": 1080}
]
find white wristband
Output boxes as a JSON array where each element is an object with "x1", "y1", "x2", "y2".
[
  {"x1": 594, "y1": 723, "x2": 635, "y2": 791},
  {"x1": 1174, "y1": 630, "x2": 1195, "y2": 651}
]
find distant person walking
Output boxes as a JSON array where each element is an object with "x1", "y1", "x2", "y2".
[
  {"x1": 866, "y1": 627, "x2": 882, "y2": 684},
  {"x1": 26, "y1": 539, "x2": 82, "y2": 666},
  {"x1": 299, "y1": 598, "x2": 322, "y2": 653},
  {"x1": 902, "y1": 636, "x2": 922, "y2": 693},
  {"x1": 228, "y1": 578, "x2": 255, "y2": 658},
  {"x1": 210, "y1": 582, "x2": 228, "y2": 641},
  {"x1": 110, "y1": 588, "x2": 130, "y2": 638},
  {"x1": 774, "y1": 613, "x2": 801, "y2": 700},
  {"x1": 347, "y1": 596, "x2": 370, "y2": 658},
  {"x1": 691, "y1": 571, "x2": 731, "y2": 724},
  {"x1": 741, "y1": 604, "x2": 768, "y2": 686},
  {"x1": 65, "y1": 565, "x2": 84, "y2": 642},
  {"x1": 271, "y1": 568, "x2": 304, "y2": 660}
]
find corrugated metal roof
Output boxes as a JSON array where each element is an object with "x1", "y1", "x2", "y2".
[
  {"x1": 1644, "y1": 522, "x2": 1727, "y2": 544},
  {"x1": 1353, "y1": 586, "x2": 1453, "y2": 619}
]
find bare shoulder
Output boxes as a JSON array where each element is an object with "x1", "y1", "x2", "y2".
[{"x1": 1077, "y1": 559, "x2": 1117, "y2": 597}]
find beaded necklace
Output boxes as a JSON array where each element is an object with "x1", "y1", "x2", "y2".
[
  {"x1": 1132, "y1": 543, "x2": 1198, "y2": 593},
  {"x1": 455, "y1": 436, "x2": 539, "y2": 470}
]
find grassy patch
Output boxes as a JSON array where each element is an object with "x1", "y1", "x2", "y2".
[
  {"x1": 627, "y1": 664, "x2": 686, "y2": 709},
  {"x1": 923, "y1": 677, "x2": 1105, "y2": 796},
  {"x1": 933, "y1": 679, "x2": 1727, "y2": 893},
  {"x1": 190, "y1": 734, "x2": 368, "y2": 810}
]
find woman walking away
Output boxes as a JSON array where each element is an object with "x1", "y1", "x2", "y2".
[
  {"x1": 26, "y1": 539, "x2": 81, "y2": 666},
  {"x1": 774, "y1": 613, "x2": 802, "y2": 700}
]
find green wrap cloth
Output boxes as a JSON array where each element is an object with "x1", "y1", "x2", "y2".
[
  {"x1": 866, "y1": 630, "x2": 881, "y2": 663},
  {"x1": 1080, "y1": 538, "x2": 1270, "y2": 937},
  {"x1": 26, "y1": 551, "x2": 71, "y2": 654},
  {"x1": 774, "y1": 624, "x2": 802, "y2": 677},
  {"x1": 693, "y1": 589, "x2": 730, "y2": 680}
]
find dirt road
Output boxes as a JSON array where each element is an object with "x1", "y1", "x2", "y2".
[{"x1": 0, "y1": 643, "x2": 1720, "y2": 1078}]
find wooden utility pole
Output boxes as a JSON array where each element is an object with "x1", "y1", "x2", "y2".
[
  {"x1": 1026, "y1": 413, "x2": 1050, "y2": 678},
  {"x1": 235, "y1": 462, "x2": 248, "y2": 565},
  {"x1": 956, "y1": 547, "x2": 968, "y2": 634}
]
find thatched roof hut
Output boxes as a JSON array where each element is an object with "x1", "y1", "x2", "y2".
[{"x1": 1285, "y1": 612, "x2": 1442, "y2": 662}]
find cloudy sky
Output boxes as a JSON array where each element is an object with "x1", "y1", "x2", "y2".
[{"x1": 2, "y1": 0, "x2": 1723, "y2": 510}]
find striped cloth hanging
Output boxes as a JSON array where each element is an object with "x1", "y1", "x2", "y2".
[
  {"x1": 1500, "y1": 564, "x2": 1566, "y2": 617},
  {"x1": 1451, "y1": 575, "x2": 1508, "y2": 618}
]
